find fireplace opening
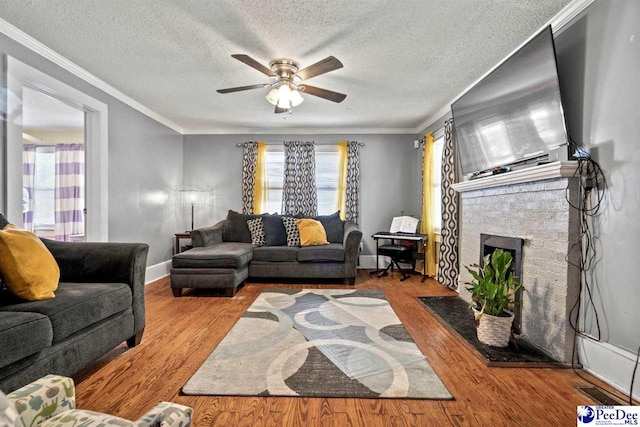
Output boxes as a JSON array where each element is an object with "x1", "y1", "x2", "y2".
[{"x1": 480, "y1": 234, "x2": 524, "y2": 334}]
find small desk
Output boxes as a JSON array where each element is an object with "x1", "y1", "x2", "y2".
[
  {"x1": 371, "y1": 231, "x2": 428, "y2": 282},
  {"x1": 174, "y1": 232, "x2": 192, "y2": 255}
]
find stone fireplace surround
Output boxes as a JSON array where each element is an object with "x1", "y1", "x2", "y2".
[{"x1": 453, "y1": 162, "x2": 581, "y2": 363}]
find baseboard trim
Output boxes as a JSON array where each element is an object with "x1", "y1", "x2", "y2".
[
  {"x1": 145, "y1": 260, "x2": 171, "y2": 284},
  {"x1": 578, "y1": 337, "x2": 639, "y2": 401},
  {"x1": 358, "y1": 255, "x2": 390, "y2": 270}
]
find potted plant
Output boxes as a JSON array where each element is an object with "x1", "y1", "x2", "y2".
[{"x1": 465, "y1": 249, "x2": 523, "y2": 347}]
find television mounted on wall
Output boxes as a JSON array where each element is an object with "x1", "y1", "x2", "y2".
[{"x1": 451, "y1": 26, "x2": 569, "y2": 177}]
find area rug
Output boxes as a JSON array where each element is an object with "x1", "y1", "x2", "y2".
[{"x1": 182, "y1": 289, "x2": 453, "y2": 399}]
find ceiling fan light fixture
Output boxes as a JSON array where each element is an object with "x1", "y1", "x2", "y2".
[
  {"x1": 277, "y1": 84, "x2": 292, "y2": 109},
  {"x1": 265, "y1": 88, "x2": 279, "y2": 105},
  {"x1": 290, "y1": 89, "x2": 304, "y2": 107}
]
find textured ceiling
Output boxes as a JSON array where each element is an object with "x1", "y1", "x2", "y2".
[
  {"x1": 0, "y1": 0, "x2": 572, "y2": 132},
  {"x1": 23, "y1": 87, "x2": 84, "y2": 131}
]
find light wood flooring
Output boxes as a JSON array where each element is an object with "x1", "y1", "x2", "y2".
[{"x1": 73, "y1": 271, "x2": 627, "y2": 426}]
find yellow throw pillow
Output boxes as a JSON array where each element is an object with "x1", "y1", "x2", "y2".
[
  {"x1": 0, "y1": 229, "x2": 59, "y2": 300},
  {"x1": 297, "y1": 219, "x2": 329, "y2": 247}
]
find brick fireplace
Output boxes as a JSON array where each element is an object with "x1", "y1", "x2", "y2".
[{"x1": 453, "y1": 162, "x2": 582, "y2": 363}]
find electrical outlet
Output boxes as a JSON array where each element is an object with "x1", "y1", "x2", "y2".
[{"x1": 359, "y1": 242, "x2": 364, "y2": 251}]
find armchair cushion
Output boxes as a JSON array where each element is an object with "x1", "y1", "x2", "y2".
[
  {"x1": 298, "y1": 243, "x2": 345, "y2": 262},
  {"x1": 0, "y1": 312, "x2": 52, "y2": 367},
  {"x1": 6, "y1": 374, "x2": 75, "y2": 427},
  {"x1": 0, "y1": 282, "x2": 132, "y2": 343}
]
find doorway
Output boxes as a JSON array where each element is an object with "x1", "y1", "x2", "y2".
[
  {"x1": 22, "y1": 87, "x2": 86, "y2": 241},
  {"x1": 4, "y1": 56, "x2": 109, "y2": 241}
]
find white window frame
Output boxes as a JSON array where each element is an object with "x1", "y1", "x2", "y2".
[{"x1": 5, "y1": 57, "x2": 108, "y2": 241}]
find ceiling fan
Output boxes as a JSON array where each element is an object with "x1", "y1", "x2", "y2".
[{"x1": 217, "y1": 55, "x2": 346, "y2": 113}]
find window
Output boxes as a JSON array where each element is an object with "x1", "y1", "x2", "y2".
[
  {"x1": 260, "y1": 144, "x2": 341, "y2": 215},
  {"x1": 432, "y1": 133, "x2": 445, "y2": 231},
  {"x1": 315, "y1": 146, "x2": 340, "y2": 215},
  {"x1": 33, "y1": 146, "x2": 55, "y2": 229},
  {"x1": 263, "y1": 145, "x2": 285, "y2": 214}
]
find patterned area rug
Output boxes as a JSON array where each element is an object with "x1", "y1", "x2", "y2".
[{"x1": 182, "y1": 289, "x2": 452, "y2": 399}]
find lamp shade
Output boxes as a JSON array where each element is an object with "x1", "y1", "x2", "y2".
[
  {"x1": 179, "y1": 190, "x2": 207, "y2": 206},
  {"x1": 290, "y1": 89, "x2": 304, "y2": 107},
  {"x1": 265, "y1": 88, "x2": 279, "y2": 105}
]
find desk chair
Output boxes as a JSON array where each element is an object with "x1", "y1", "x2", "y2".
[{"x1": 377, "y1": 244, "x2": 412, "y2": 281}]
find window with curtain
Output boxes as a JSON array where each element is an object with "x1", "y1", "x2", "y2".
[
  {"x1": 33, "y1": 146, "x2": 55, "y2": 230},
  {"x1": 259, "y1": 144, "x2": 341, "y2": 215},
  {"x1": 433, "y1": 133, "x2": 445, "y2": 231}
]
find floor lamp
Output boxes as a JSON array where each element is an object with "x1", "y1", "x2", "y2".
[{"x1": 179, "y1": 190, "x2": 204, "y2": 231}]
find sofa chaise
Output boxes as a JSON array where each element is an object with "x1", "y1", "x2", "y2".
[{"x1": 170, "y1": 211, "x2": 362, "y2": 296}]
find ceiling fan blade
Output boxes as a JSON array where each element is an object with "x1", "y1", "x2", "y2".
[
  {"x1": 231, "y1": 54, "x2": 276, "y2": 77},
  {"x1": 300, "y1": 84, "x2": 347, "y2": 103},
  {"x1": 275, "y1": 106, "x2": 288, "y2": 114},
  {"x1": 217, "y1": 83, "x2": 270, "y2": 94},
  {"x1": 296, "y1": 56, "x2": 343, "y2": 81}
]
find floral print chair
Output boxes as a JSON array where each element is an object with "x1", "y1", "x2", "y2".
[{"x1": 0, "y1": 375, "x2": 192, "y2": 426}]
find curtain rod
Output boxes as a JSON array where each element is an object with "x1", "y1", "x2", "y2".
[{"x1": 235, "y1": 141, "x2": 365, "y2": 147}]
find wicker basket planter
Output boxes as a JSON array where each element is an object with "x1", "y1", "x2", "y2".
[{"x1": 476, "y1": 311, "x2": 514, "y2": 347}]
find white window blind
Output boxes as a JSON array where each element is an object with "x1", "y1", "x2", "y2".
[{"x1": 263, "y1": 145, "x2": 284, "y2": 214}]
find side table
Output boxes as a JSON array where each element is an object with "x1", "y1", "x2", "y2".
[{"x1": 174, "y1": 232, "x2": 192, "y2": 255}]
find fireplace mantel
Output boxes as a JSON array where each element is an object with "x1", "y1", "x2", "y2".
[{"x1": 452, "y1": 161, "x2": 579, "y2": 193}]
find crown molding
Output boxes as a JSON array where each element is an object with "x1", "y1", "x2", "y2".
[
  {"x1": 0, "y1": 17, "x2": 184, "y2": 134},
  {"x1": 182, "y1": 127, "x2": 418, "y2": 135},
  {"x1": 413, "y1": 0, "x2": 596, "y2": 135}
]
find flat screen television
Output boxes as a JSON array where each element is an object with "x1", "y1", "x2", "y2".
[{"x1": 452, "y1": 26, "x2": 569, "y2": 176}]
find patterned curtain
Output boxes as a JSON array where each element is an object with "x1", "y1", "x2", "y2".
[
  {"x1": 282, "y1": 141, "x2": 318, "y2": 216},
  {"x1": 345, "y1": 141, "x2": 360, "y2": 223},
  {"x1": 241, "y1": 142, "x2": 258, "y2": 214},
  {"x1": 437, "y1": 119, "x2": 459, "y2": 289},
  {"x1": 54, "y1": 144, "x2": 84, "y2": 241},
  {"x1": 22, "y1": 144, "x2": 37, "y2": 231}
]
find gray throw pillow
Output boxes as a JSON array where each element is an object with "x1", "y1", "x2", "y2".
[
  {"x1": 0, "y1": 214, "x2": 10, "y2": 230},
  {"x1": 222, "y1": 210, "x2": 260, "y2": 243},
  {"x1": 313, "y1": 211, "x2": 345, "y2": 243},
  {"x1": 263, "y1": 215, "x2": 287, "y2": 246}
]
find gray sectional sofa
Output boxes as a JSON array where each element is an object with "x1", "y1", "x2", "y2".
[
  {"x1": 170, "y1": 211, "x2": 362, "y2": 296},
  {"x1": 0, "y1": 240, "x2": 148, "y2": 392}
]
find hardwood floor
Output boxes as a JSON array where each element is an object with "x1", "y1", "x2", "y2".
[{"x1": 74, "y1": 271, "x2": 624, "y2": 426}]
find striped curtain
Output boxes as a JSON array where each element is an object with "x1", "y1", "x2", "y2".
[
  {"x1": 437, "y1": 119, "x2": 459, "y2": 289},
  {"x1": 282, "y1": 141, "x2": 318, "y2": 216},
  {"x1": 54, "y1": 144, "x2": 84, "y2": 241},
  {"x1": 22, "y1": 144, "x2": 37, "y2": 231},
  {"x1": 241, "y1": 142, "x2": 258, "y2": 214}
]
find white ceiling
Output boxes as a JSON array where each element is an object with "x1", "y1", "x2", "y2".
[
  {"x1": 22, "y1": 87, "x2": 84, "y2": 131},
  {"x1": 0, "y1": 0, "x2": 572, "y2": 133}
]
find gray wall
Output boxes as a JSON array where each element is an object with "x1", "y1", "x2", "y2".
[
  {"x1": 554, "y1": 0, "x2": 640, "y2": 354},
  {"x1": 0, "y1": 33, "x2": 183, "y2": 266},
  {"x1": 183, "y1": 134, "x2": 418, "y2": 257}
]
